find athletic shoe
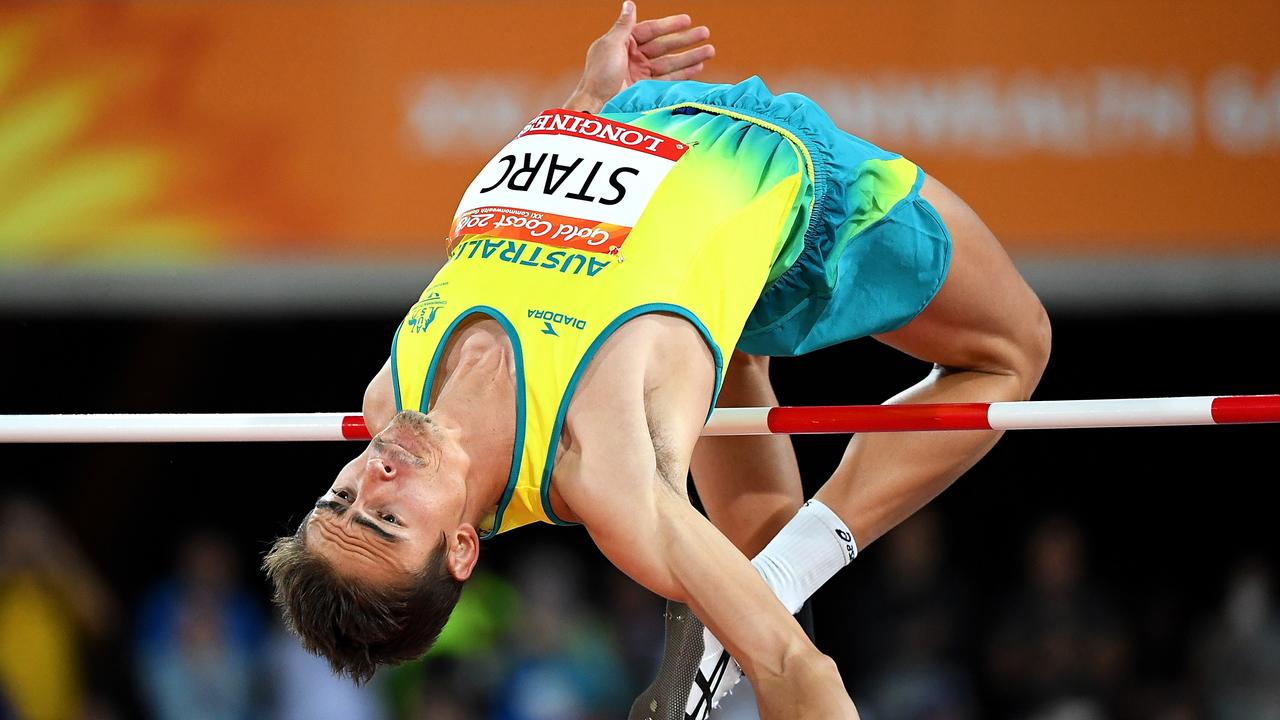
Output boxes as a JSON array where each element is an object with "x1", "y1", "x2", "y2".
[{"x1": 628, "y1": 601, "x2": 744, "y2": 720}]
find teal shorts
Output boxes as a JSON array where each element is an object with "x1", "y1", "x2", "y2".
[{"x1": 603, "y1": 77, "x2": 952, "y2": 357}]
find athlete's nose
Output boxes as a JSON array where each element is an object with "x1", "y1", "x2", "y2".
[{"x1": 366, "y1": 456, "x2": 397, "y2": 480}]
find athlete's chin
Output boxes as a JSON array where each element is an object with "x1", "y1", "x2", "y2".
[{"x1": 376, "y1": 412, "x2": 437, "y2": 463}]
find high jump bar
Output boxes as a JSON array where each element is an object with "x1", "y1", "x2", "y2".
[{"x1": 0, "y1": 395, "x2": 1276, "y2": 443}]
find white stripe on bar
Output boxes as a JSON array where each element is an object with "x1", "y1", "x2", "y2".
[
  {"x1": 702, "y1": 407, "x2": 772, "y2": 436},
  {"x1": 987, "y1": 396, "x2": 1215, "y2": 430}
]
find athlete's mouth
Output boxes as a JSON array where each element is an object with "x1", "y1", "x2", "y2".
[
  {"x1": 372, "y1": 438, "x2": 425, "y2": 467},
  {"x1": 373, "y1": 412, "x2": 435, "y2": 465}
]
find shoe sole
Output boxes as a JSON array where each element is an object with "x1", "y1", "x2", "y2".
[{"x1": 628, "y1": 601, "x2": 715, "y2": 720}]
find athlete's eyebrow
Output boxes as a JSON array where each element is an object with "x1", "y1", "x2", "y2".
[
  {"x1": 313, "y1": 500, "x2": 401, "y2": 543},
  {"x1": 315, "y1": 499, "x2": 345, "y2": 513},
  {"x1": 353, "y1": 513, "x2": 401, "y2": 543}
]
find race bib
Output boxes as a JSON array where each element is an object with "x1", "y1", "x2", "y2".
[{"x1": 449, "y1": 109, "x2": 689, "y2": 255}]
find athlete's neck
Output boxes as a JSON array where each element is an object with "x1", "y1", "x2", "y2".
[{"x1": 427, "y1": 321, "x2": 518, "y2": 524}]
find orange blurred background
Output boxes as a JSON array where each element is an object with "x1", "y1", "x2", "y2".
[{"x1": 2, "y1": 0, "x2": 1278, "y2": 265}]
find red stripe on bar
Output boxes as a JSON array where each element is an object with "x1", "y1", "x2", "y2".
[
  {"x1": 766, "y1": 403, "x2": 993, "y2": 434},
  {"x1": 341, "y1": 415, "x2": 372, "y2": 440},
  {"x1": 1210, "y1": 395, "x2": 1280, "y2": 424}
]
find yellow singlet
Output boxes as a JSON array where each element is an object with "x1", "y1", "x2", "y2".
[{"x1": 392, "y1": 107, "x2": 812, "y2": 537}]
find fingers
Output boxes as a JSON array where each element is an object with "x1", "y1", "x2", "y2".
[
  {"x1": 611, "y1": 0, "x2": 637, "y2": 33},
  {"x1": 655, "y1": 63, "x2": 706, "y2": 82},
  {"x1": 631, "y1": 13, "x2": 694, "y2": 45},
  {"x1": 650, "y1": 44, "x2": 716, "y2": 77},
  {"x1": 637, "y1": 25, "x2": 710, "y2": 58}
]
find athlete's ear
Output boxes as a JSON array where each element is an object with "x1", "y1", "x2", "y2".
[{"x1": 444, "y1": 524, "x2": 480, "y2": 582}]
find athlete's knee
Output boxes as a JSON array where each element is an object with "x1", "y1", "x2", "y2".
[
  {"x1": 1029, "y1": 302, "x2": 1053, "y2": 372},
  {"x1": 1015, "y1": 297, "x2": 1053, "y2": 396},
  {"x1": 980, "y1": 295, "x2": 1051, "y2": 399},
  {"x1": 933, "y1": 286, "x2": 1050, "y2": 400}
]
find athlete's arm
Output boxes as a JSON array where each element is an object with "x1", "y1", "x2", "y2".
[
  {"x1": 562, "y1": 411, "x2": 857, "y2": 720},
  {"x1": 564, "y1": 2, "x2": 715, "y2": 114},
  {"x1": 551, "y1": 320, "x2": 856, "y2": 719}
]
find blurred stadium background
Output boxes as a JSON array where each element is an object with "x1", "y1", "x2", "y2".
[{"x1": 1, "y1": 2, "x2": 1277, "y2": 719}]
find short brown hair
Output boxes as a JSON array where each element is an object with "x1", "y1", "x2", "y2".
[{"x1": 263, "y1": 525, "x2": 463, "y2": 684}]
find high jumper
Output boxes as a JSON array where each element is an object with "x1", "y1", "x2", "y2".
[{"x1": 261, "y1": 3, "x2": 1051, "y2": 718}]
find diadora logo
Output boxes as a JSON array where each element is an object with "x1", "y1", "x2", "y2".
[
  {"x1": 528, "y1": 309, "x2": 587, "y2": 337},
  {"x1": 406, "y1": 286, "x2": 448, "y2": 335}
]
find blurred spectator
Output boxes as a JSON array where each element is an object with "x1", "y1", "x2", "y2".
[
  {"x1": 1195, "y1": 559, "x2": 1280, "y2": 720},
  {"x1": 0, "y1": 498, "x2": 115, "y2": 720},
  {"x1": 859, "y1": 509, "x2": 975, "y2": 720},
  {"x1": 409, "y1": 691, "x2": 472, "y2": 720},
  {"x1": 491, "y1": 545, "x2": 629, "y2": 720},
  {"x1": 384, "y1": 570, "x2": 519, "y2": 719},
  {"x1": 603, "y1": 567, "x2": 664, "y2": 699},
  {"x1": 264, "y1": 623, "x2": 386, "y2": 720},
  {"x1": 134, "y1": 532, "x2": 264, "y2": 720},
  {"x1": 987, "y1": 516, "x2": 1130, "y2": 719}
]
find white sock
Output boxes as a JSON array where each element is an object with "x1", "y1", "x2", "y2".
[{"x1": 749, "y1": 499, "x2": 857, "y2": 614}]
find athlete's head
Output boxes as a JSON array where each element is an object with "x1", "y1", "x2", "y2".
[{"x1": 264, "y1": 410, "x2": 479, "y2": 683}]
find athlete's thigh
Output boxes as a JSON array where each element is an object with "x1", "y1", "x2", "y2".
[
  {"x1": 874, "y1": 175, "x2": 1050, "y2": 382},
  {"x1": 691, "y1": 352, "x2": 803, "y2": 556}
]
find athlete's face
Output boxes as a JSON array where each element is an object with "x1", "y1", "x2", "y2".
[{"x1": 304, "y1": 411, "x2": 476, "y2": 584}]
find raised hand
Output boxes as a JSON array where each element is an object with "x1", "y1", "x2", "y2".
[{"x1": 567, "y1": 1, "x2": 715, "y2": 113}]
